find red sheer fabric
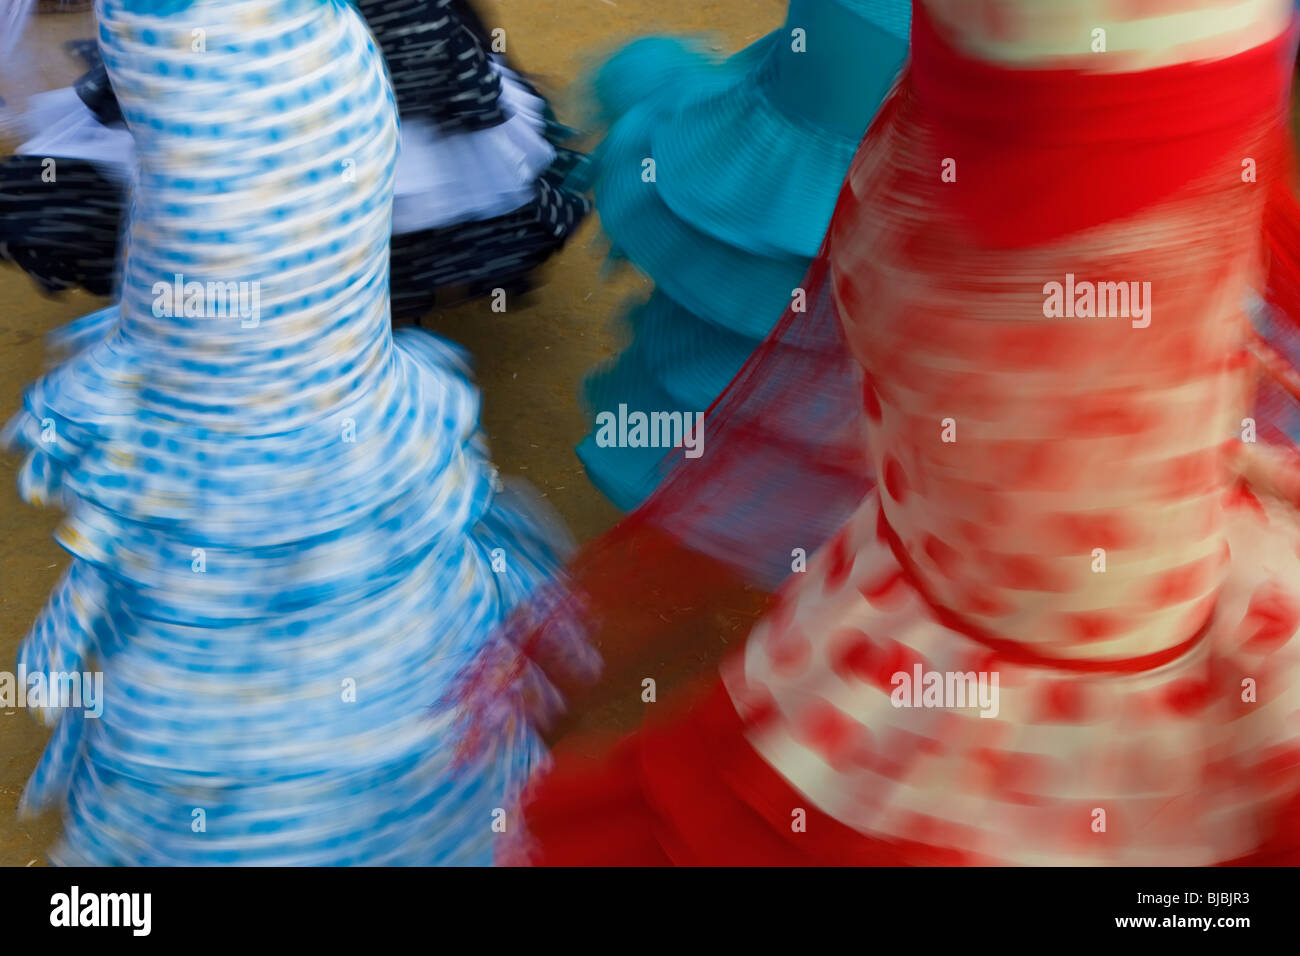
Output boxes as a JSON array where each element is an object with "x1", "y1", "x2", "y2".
[
  {"x1": 467, "y1": 4, "x2": 1300, "y2": 865},
  {"x1": 515, "y1": 680, "x2": 965, "y2": 866},
  {"x1": 516, "y1": 677, "x2": 1300, "y2": 866}
]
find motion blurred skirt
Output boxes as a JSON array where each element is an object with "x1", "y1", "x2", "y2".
[
  {"x1": 512, "y1": 4, "x2": 1300, "y2": 866},
  {"x1": 5, "y1": 0, "x2": 587, "y2": 865},
  {"x1": 576, "y1": 0, "x2": 909, "y2": 508}
]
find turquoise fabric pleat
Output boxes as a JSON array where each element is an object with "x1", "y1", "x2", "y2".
[{"x1": 579, "y1": 0, "x2": 910, "y2": 509}]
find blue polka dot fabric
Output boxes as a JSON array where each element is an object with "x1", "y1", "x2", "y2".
[{"x1": 4, "y1": 0, "x2": 590, "y2": 865}]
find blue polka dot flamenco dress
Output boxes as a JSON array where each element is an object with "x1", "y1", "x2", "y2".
[{"x1": 2, "y1": 0, "x2": 589, "y2": 865}]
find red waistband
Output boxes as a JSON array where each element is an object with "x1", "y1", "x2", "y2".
[{"x1": 906, "y1": 3, "x2": 1297, "y2": 247}]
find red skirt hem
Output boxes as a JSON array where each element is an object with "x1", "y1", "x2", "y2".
[
  {"x1": 515, "y1": 680, "x2": 966, "y2": 866},
  {"x1": 514, "y1": 679, "x2": 1300, "y2": 866}
]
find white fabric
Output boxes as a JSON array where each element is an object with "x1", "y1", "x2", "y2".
[
  {"x1": 13, "y1": 86, "x2": 134, "y2": 182},
  {"x1": 0, "y1": 0, "x2": 36, "y2": 57},
  {"x1": 390, "y1": 64, "x2": 555, "y2": 233}
]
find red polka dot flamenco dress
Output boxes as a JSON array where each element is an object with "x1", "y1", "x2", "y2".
[{"x1": 508, "y1": 0, "x2": 1300, "y2": 866}]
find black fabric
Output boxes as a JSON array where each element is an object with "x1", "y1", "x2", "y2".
[
  {"x1": 446, "y1": 0, "x2": 496, "y2": 53},
  {"x1": 63, "y1": 42, "x2": 126, "y2": 127},
  {"x1": 74, "y1": 64, "x2": 124, "y2": 126},
  {"x1": 389, "y1": 149, "x2": 592, "y2": 320},
  {"x1": 0, "y1": 156, "x2": 122, "y2": 296},
  {"x1": 356, "y1": 0, "x2": 507, "y2": 132},
  {"x1": 64, "y1": 38, "x2": 101, "y2": 69}
]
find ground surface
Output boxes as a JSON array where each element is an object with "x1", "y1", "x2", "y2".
[{"x1": 0, "y1": 0, "x2": 785, "y2": 865}]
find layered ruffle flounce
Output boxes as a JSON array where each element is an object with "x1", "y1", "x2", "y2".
[
  {"x1": 578, "y1": 14, "x2": 906, "y2": 508},
  {"x1": 4, "y1": 305, "x2": 586, "y2": 864}
]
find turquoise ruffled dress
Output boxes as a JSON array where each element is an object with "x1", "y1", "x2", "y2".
[{"x1": 577, "y1": 0, "x2": 910, "y2": 509}]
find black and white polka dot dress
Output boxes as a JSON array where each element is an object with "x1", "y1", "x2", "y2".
[{"x1": 0, "y1": 0, "x2": 591, "y2": 318}]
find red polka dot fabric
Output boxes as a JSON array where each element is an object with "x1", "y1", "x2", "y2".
[{"x1": 733, "y1": 3, "x2": 1300, "y2": 864}]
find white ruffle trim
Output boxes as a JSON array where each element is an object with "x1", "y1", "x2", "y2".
[
  {"x1": 390, "y1": 65, "x2": 556, "y2": 234},
  {"x1": 12, "y1": 86, "x2": 133, "y2": 182}
]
